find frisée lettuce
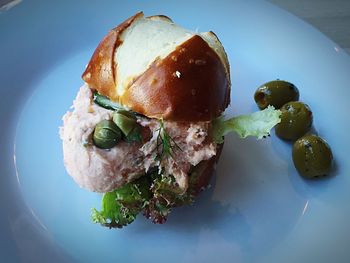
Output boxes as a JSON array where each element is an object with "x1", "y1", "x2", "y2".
[{"x1": 212, "y1": 106, "x2": 281, "y2": 143}]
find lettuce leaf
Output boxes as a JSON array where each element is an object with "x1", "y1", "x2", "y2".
[
  {"x1": 143, "y1": 173, "x2": 193, "y2": 224},
  {"x1": 212, "y1": 106, "x2": 281, "y2": 144},
  {"x1": 91, "y1": 176, "x2": 151, "y2": 228}
]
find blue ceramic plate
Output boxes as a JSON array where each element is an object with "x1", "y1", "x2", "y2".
[{"x1": 1, "y1": 1, "x2": 349, "y2": 262}]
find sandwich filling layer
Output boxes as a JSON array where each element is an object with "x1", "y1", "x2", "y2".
[{"x1": 60, "y1": 86, "x2": 217, "y2": 193}]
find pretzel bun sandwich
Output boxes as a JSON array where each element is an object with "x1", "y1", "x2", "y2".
[{"x1": 60, "y1": 12, "x2": 281, "y2": 228}]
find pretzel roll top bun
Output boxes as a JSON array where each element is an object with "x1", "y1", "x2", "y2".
[{"x1": 82, "y1": 12, "x2": 230, "y2": 121}]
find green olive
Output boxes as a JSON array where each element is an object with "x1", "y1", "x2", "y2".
[
  {"x1": 275, "y1": 101, "x2": 313, "y2": 140},
  {"x1": 93, "y1": 120, "x2": 122, "y2": 149},
  {"x1": 254, "y1": 80, "x2": 299, "y2": 109},
  {"x1": 292, "y1": 134, "x2": 333, "y2": 178},
  {"x1": 113, "y1": 111, "x2": 137, "y2": 136}
]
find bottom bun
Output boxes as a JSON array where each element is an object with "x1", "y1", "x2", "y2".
[{"x1": 187, "y1": 143, "x2": 223, "y2": 197}]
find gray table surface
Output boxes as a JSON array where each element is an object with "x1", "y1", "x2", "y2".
[
  {"x1": 269, "y1": 0, "x2": 350, "y2": 54},
  {"x1": 1, "y1": 0, "x2": 349, "y2": 55}
]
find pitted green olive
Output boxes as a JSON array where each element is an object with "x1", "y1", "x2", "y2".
[
  {"x1": 93, "y1": 120, "x2": 122, "y2": 149},
  {"x1": 254, "y1": 80, "x2": 299, "y2": 110},
  {"x1": 113, "y1": 112, "x2": 137, "y2": 136},
  {"x1": 275, "y1": 101, "x2": 313, "y2": 140},
  {"x1": 292, "y1": 134, "x2": 333, "y2": 178}
]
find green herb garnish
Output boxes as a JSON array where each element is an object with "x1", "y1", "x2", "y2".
[{"x1": 155, "y1": 120, "x2": 182, "y2": 161}]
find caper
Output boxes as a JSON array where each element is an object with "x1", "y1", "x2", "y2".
[
  {"x1": 93, "y1": 120, "x2": 122, "y2": 149},
  {"x1": 125, "y1": 125, "x2": 142, "y2": 143},
  {"x1": 113, "y1": 111, "x2": 137, "y2": 136},
  {"x1": 254, "y1": 80, "x2": 299, "y2": 110},
  {"x1": 115, "y1": 110, "x2": 137, "y2": 120},
  {"x1": 292, "y1": 134, "x2": 333, "y2": 179},
  {"x1": 275, "y1": 101, "x2": 313, "y2": 140}
]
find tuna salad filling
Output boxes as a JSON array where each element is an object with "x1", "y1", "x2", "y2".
[{"x1": 60, "y1": 85, "x2": 218, "y2": 193}]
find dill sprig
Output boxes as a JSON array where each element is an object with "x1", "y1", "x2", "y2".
[{"x1": 155, "y1": 120, "x2": 182, "y2": 161}]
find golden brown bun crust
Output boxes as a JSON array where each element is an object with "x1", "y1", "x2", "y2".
[
  {"x1": 82, "y1": 13, "x2": 230, "y2": 121},
  {"x1": 189, "y1": 143, "x2": 223, "y2": 196},
  {"x1": 81, "y1": 12, "x2": 143, "y2": 100},
  {"x1": 122, "y1": 35, "x2": 230, "y2": 121}
]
